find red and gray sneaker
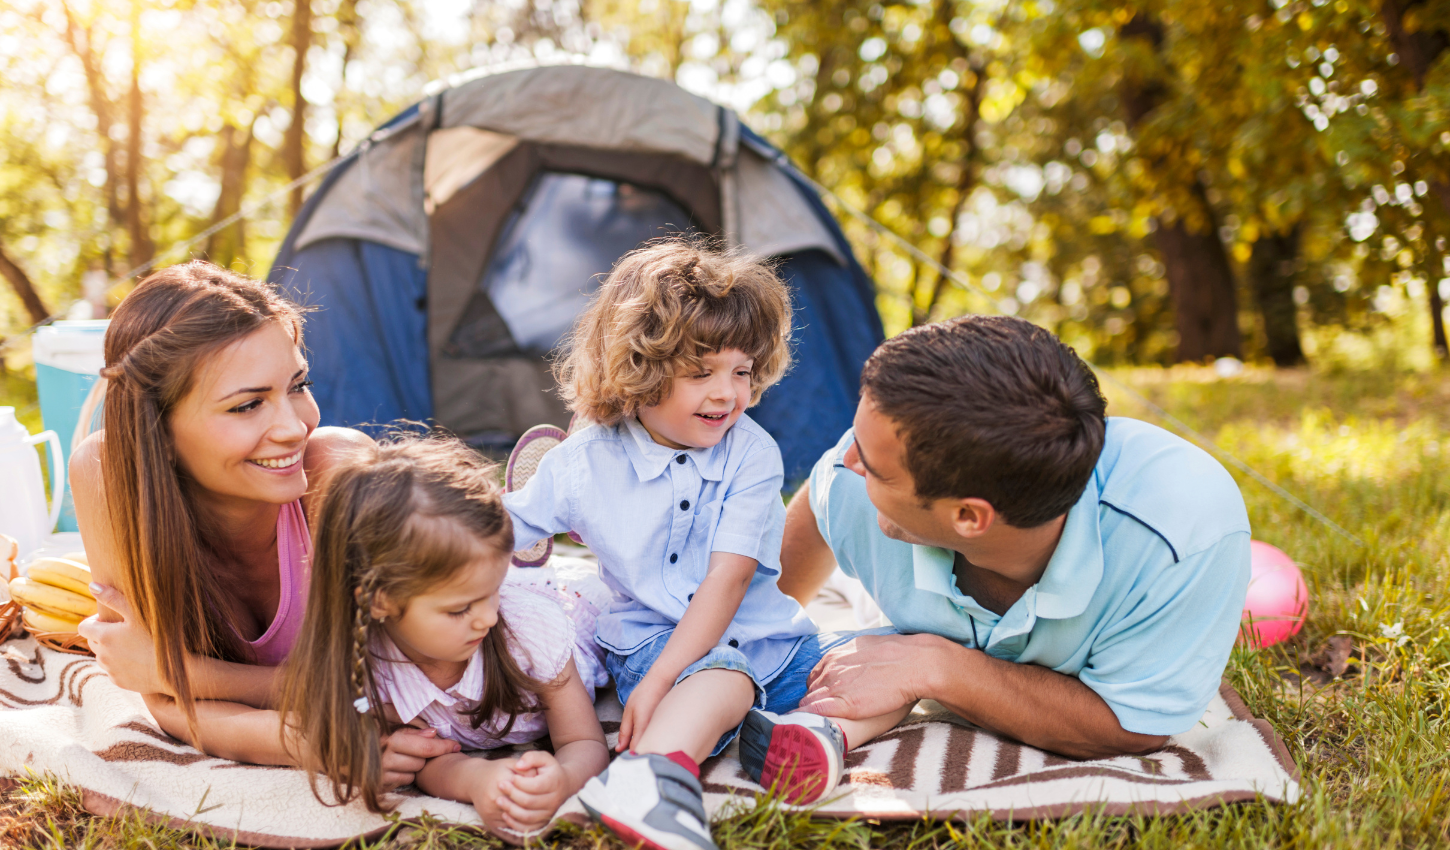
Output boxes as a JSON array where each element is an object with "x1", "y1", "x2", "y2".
[
  {"x1": 577, "y1": 752, "x2": 718, "y2": 850},
  {"x1": 739, "y1": 709, "x2": 846, "y2": 805},
  {"x1": 505, "y1": 424, "x2": 567, "y2": 567}
]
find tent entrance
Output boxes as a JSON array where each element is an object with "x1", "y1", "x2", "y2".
[{"x1": 447, "y1": 171, "x2": 699, "y2": 361}]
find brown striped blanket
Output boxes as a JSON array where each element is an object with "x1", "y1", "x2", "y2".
[{"x1": 0, "y1": 634, "x2": 1299, "y2": 847}]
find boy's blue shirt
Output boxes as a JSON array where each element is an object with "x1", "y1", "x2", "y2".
[
  {"x1": 505, "y1": 413, "x2": 816, "y2": 684},
  {"x1": 808, "y1": 416, "x2": 1252, "y2": 736}
]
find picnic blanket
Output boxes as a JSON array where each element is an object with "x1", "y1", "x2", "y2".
[{"x1": 0, "y1": 633, "x2": 1299, "y2": 847}]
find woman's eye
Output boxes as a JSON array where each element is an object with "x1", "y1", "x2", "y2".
[
  {"x1": 230, "y1": 399, "x2": 262, "y2": 413},
  {"x1": 291, "y1": 379, "x2": 314, "y2": 393}
]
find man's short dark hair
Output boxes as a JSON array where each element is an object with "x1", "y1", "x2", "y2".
[{"x1": 859, "y1": 316, "x2": 1107, "y2": 528}]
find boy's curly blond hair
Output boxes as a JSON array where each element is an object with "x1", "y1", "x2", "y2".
[{"x1": 556, "y1": 240, "x2": 793, "y2": 426}]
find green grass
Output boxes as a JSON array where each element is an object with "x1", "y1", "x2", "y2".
[{"x1": 4, "y1": 363, "x2": 1450, "y2": 848}]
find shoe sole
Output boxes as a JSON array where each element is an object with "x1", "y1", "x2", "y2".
[
  {"x1": 580, "y1": 795, "x2": 708, "y2": 850},
  {"x1": 744, "y1": 713, "x2": 841, "y2": 805},
  {"x1": 506, "y1": 425, "x2": 567, "y2": 567}
]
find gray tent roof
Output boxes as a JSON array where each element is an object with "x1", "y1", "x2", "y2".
[{"x1": 295, "y1": 63, "x2": 843, "y2": 264}]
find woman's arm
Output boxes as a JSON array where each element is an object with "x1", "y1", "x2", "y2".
[
  {"x1": 144, "y1": 692, "x2": 297, "y2": 765},
  {"x1": 299, "y1": 426, "x2": 374, "y2": 514},
  {"x1": 615, "y1": 551, "x2": 755, "y2": 751}
]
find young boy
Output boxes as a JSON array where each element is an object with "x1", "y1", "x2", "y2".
[{"x1": 504, "y1": 241, "x2": 908, "y2": 850}]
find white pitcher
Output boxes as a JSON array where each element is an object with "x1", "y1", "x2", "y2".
[{"x1": 0, "y1": 406, "x2": 64, "y2": 561}]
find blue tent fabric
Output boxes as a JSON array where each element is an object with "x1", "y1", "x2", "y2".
[
  {"x1": 752, "y1": 249, "x2": 881, "y2": 485},
  {"x1": 269, "y1": 100, "x2": 883, "y2": 487},
  {"x1": 273, "y1": 239, "x2": 432, "y2": 433}
]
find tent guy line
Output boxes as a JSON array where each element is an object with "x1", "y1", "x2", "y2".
[{"x1": 781, "y1": 161, "x2": 1369, "y2": 549}]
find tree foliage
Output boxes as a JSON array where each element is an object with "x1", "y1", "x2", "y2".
[{"x1": 0, "y1": 0, "x2": 1445, "y2": 368}]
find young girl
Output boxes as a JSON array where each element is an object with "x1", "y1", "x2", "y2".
[
  {"x1": 277, "y1": 436, "x2": 610, "y2": 834},
  {"x1": 505, "y1": 241, "x2": 910, "y2": 850}
]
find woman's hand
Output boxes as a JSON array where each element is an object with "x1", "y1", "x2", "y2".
[
  {"x1": 495, "y1": 750, "x2": 569, "y2": 833},
  {"x1": 378, "y1": 726, "x2": 462, "y2": 790},
  {"x1": 78, "y1": 584, "x2": 172, "y2": 696},
  {"x1": 617, "y1": 671, "x2": 672, "y2": 753}
]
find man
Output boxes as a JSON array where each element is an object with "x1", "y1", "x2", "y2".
[{"x1": 739, "y1": 316, "x2": 1250, "y2": 799}]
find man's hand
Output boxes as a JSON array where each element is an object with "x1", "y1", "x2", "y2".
[
  {"x1": 617, "y1": 671, "x2": 672, "y2": 753},
  {"x1": 496, "y1": 750, "x2": 569, "y2": 832},
  {"x1": 379, "y1": 726, "x2": 461, "y2": 789},
  {"x1": 78, "y1": 584, "x2": 172, "y2": 696},
  {"x1": 799, "y1": 633, "x2": 928, "y2": 720}
]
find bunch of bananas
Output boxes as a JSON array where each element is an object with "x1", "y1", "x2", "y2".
[{"x1": 8, "y1": 553, "x2": 95, "y2": 637}]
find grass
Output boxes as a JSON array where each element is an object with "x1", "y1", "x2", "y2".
[{"x1": 4, "y1": 361, "x2": 1450, "y2": 848}]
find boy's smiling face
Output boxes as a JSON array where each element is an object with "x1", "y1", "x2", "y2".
[{"x1": 637, "y1": 347, "x2": 754, "y2": 450}]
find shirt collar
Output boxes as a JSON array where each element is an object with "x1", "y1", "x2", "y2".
[
  {"x1": 909, "y1": 472, "x2": 1104, "y2": 623},
  {"x1": 373, "y1": 634, "x2": 485, "y2": 725},
  {"x1": 619, "y1": 415, "x2": 727, "y2": 482}
]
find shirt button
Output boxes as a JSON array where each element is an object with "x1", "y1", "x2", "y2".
[
  {"x1": 676, "y1": 455, "x2": 687, "y2": 464},
  {"x1": 688, "y1": 593, "x2": 694, "y2": 601},
  {"x1": 669, "y1": 553, "x2": 678, "y2": 563},
  {"x1": 680, "y1": 500, "x2": 690, "y2": 511},
  {"x1": 728, "y1": 638, "x2": 739, "y2": 647}
]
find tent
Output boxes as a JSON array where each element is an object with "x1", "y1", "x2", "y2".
[{"x1": 269, "y1": 63, "x2": 884, "y2": 485}]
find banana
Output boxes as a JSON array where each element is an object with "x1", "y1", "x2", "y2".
[
  {"x1": 25, "y1": 558, "x2": 93, "y2": 597},
  {"x1": 61, "y1": 551, "x2": 89, "y2": 566},
  {"x1": 9, "y1": 577, "x2": 98, "y2": 619},
  {"x1": 22, "y1": 606, "x2": 82, "y2": 635}
]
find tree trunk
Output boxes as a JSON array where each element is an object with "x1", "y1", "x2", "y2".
[
  {"x1": 284, "y1": 0, "x2": 313, "y2": 217},
  {"x1": 205, "y1": 123, "x2": 255, "y2": 268},
  {"x1": 124, "y1": 0, "x2": 152, "y2": 272},
  {"x1": 60, "y1": 3, "x2": 122, "y2": 275},
  {"x1": 1155, "y1": 216, "x2": 1243, "y2": 361},
  {"x1": 0, "y1": 238, "x2": 50, "y2": 325},
  {"x1": 331, "y1": 0, "x2": 361, "y2": 161},
  {"x1": 1247, "y1": 225, "x2": 1306, "y2": 366},
  {"x1": 1119, "y1": 13, "x2": 1242, "y2": 362}
]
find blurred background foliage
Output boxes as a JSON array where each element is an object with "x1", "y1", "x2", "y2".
[{"x1": 0, "y1": 0, "x2": 1447, "y2": 369}]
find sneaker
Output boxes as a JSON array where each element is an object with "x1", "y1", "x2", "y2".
[
  {"x1": 577, "y1": 752, "x2": 717, "y2": 850},
  {"x1": 739, "y1": 709, "x2": 846, "y2": 805},
  {"x1": 505, "y1": 425, "x2": 567, "y2": 567}
]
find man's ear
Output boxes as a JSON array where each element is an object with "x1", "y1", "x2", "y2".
[{"x1": 949, "y1": 498, "x2": 998, "y2": 539}]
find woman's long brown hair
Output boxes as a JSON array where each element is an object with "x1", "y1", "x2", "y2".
[
  {"x1": 99, "y1": 261, "x2": 305, "y2": 746},
  {"x1": 277, "y1": 435, "x2": 549, "y2": 813}
]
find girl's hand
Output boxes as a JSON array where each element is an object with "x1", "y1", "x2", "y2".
[
  {"x1": 78, "y1": 584, "x2": 171, "y2": 696},
  {"x1": 496, "y1": 750, "x2": 568, "y2": 832},
  {"x1": 617, "y1": 672, "x2": 672, "y2": 753},
  {"x1": 378, "y1": 727, "x2": 462, "y2": 789}
]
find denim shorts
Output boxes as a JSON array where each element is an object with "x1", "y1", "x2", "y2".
[{"x1": 605, "y1": 626, "x2": 898, "y2": 756}]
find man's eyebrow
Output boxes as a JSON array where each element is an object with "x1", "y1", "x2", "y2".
[
  {"x1": 217, "y1": 369, "x2": 304, "y2": 402},
  {"x1": 856, "y1": 440, "x2": 884, "y2": 479}
]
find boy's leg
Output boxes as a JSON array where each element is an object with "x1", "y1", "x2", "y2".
[
  {"x1": 740, "y1": 628, "x2": 912, "y2": 804},
  {"x1": 634, "y1": 667, "x2": 755, "y2": 764},
  {"x1": 580, "y1": 656, "x2": 757, "y2": 850}
]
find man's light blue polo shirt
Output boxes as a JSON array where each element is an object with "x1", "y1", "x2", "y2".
[{"x1": 808, "y1": 417, "x2": 1251, "y2": 736}]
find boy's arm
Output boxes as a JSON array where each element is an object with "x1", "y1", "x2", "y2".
[
  {"x1": 615, "y1": 551, "x2": 755, "y2": 751},
  {"x1": 501, "y1": 448, "x2": 574, "y2": 550}
]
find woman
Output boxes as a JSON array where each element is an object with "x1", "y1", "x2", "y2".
[{"x1": 73, "y1": 261, "x2": 456, "y2": 782}]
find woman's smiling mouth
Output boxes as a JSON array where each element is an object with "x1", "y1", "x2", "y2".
[{"x1": 248, "y1": 450, "x2": 303, "y2": 470}]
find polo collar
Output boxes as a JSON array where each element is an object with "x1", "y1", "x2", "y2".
[
  {"x1": 373, "y1": 634, "x2": 485, "y2": 725},
  {"x1": 909, "y1": 472, "x2": 1104, "y2": 623},
  {"x1": 620, "y1": 416, "x2": 727, "y2": 482}
]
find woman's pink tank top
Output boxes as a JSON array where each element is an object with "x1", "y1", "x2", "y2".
[{"x1": 247, "y1": 500, "x2": 310, "y2": 666}]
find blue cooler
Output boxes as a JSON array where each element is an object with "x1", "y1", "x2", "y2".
[{"x1": 32, "y1": 320, "x2": 108, "y2": 532}]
